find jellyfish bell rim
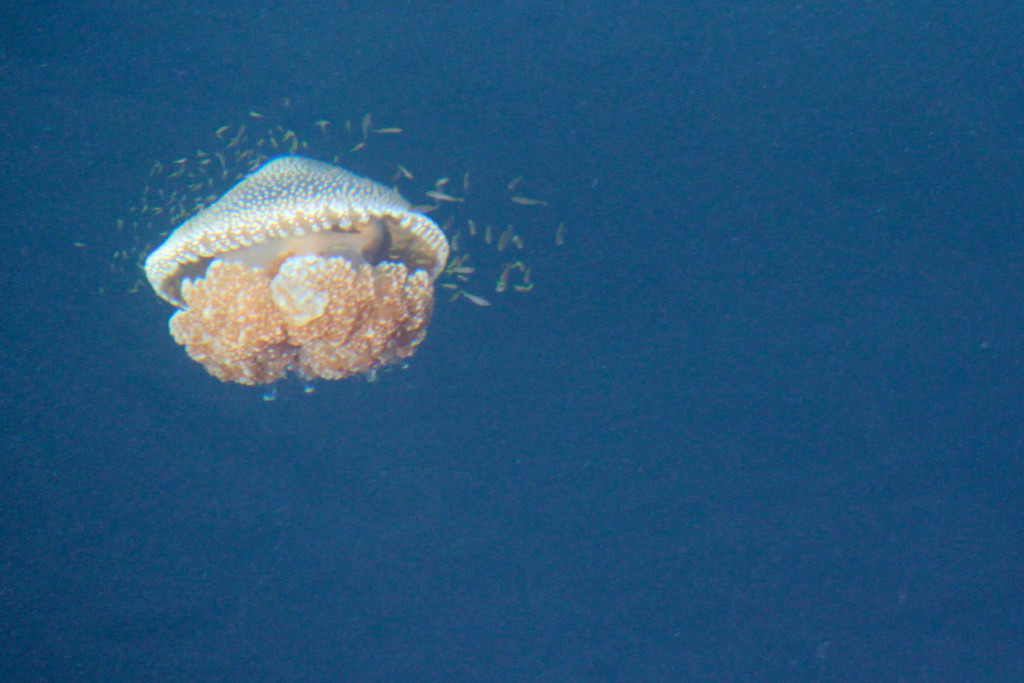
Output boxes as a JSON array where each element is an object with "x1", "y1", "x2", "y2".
[{"x1": 143, "y1": 155, "x2": 450, "y2": 307}]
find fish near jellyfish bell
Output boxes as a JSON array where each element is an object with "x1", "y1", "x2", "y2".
[{"x1": 143, "y1": 155, "x2": 450, "y2": 386}]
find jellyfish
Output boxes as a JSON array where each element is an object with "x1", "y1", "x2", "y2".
[{"x1": 143, "y1": 155, "x2": 449, "y2": 385}]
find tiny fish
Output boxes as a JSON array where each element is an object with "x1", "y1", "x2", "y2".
[
  {"x1": 426, "y1": 190, "x2": 463, "y2": 203},
  {"x1": 511, "y1": 196, "x2": 548, "y2": 206},
  {"x1": 409, "y1": 204, "x2": 439, "y2": 214},
  {"x1": 462, "y1": 291, "x2": 492, "y2": 307}
]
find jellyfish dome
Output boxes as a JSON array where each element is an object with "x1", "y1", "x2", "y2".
[{"x1": 144, "y1": 156, "x2": 450, "y2": 385}]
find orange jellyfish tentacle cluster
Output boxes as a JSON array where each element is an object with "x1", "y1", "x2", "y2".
[{"x1": 144, "y1": 156, "x2": 449, "y2": 386}]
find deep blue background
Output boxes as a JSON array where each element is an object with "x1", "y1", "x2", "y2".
[{"x1": 2, "y1": 1, "x2": 1023, "y2": 680}]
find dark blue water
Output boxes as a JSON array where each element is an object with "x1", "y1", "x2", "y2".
[{"x1": 2, "y1": 1, "x2": 1023, "y2": 680}]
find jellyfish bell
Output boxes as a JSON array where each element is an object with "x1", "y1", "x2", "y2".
[{"x1": 143, "y1": 155, "x2": 449, "y2": 386}]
